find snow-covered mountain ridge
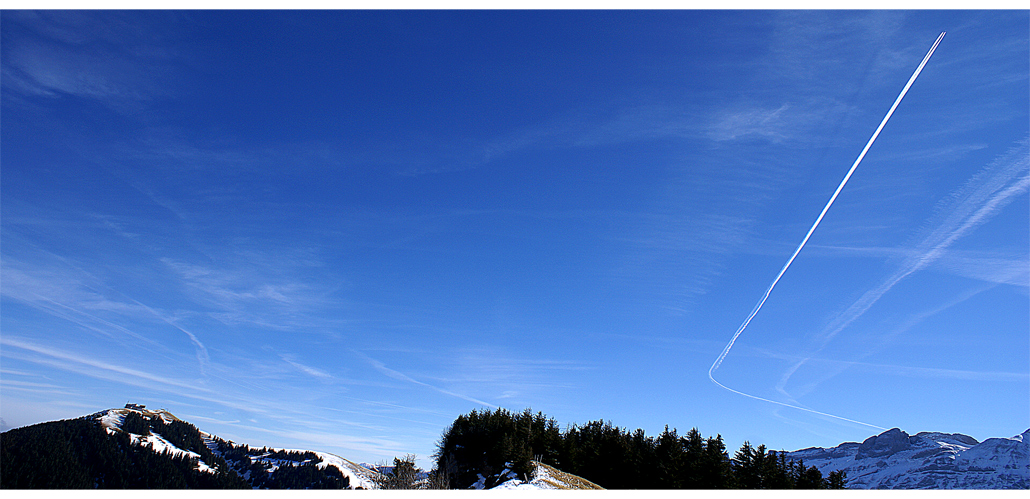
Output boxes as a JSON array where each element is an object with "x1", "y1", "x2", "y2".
[
  {"x1": 785, "y1": 427, "x2": 1029, "y2": 489},
  {"x1": 90, "y1": 406, "x2": 381, "y2": 489}
]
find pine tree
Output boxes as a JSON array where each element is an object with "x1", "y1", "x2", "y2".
[
  {"x1": 653, "y1": 426, "x2": 684, "y2": 488},
  {"x1": 732, "y1": 441, "x2": 758, "y2": 488},
  {"x1": 699, "y1": 435, "x2": 732, "y2": 488},
  {"x1": 681, "y1": 428, "x2": 705, "y2": 488},
  {"x1": 827, "y1": 469, "x2": 848, "y2": 489},
  {"x1": 763, "y1": 451, "x2": 793, "y2": 489}
]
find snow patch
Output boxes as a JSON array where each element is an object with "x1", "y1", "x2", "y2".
[
  {"x1": 477, "y1": 461, "x2": 603, "y2": 490},
  {"x1": 310, "y1": 450, "x2": 381, "y2": 489}
]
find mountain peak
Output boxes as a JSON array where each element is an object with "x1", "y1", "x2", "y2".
[
  {"x1": 788, "y1": 427, "x2": 1029, "y2": 489},
  {"x1": 855, "y1": 428, "x2": 912, "y2": 459}
]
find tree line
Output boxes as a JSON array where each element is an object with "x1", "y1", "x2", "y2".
[{"x1": 432, "y1": 408, "x2": 848, "y2": 489}]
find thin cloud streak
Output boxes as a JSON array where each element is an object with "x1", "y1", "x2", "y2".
[
  {"x1": 184, "y1": 416, "x2": 407, "y2": 457},
  {"x1": 829, "y1": 359, "x2": 1027, "y2": 383},
  {"x1": 815, "y1": 140, "x2": 1028, "y2": 348},
  {"x1": 0, "y1": 336, "x2": 217, "y2": 395},
  {"x1": 0, "y1": 337, "x2": 410, "y2": 457},
  {"x1": 778, "y1": 282, "x2": 998, "y2": 402},
  {"x1": 434, "y1": 350, "x2": 593, "y2": 403},
  {"x1": 354, "y1": 350, "x2": 497, "y2": 409},
  {"x1": 777, "y1": 149, "x2": 1026, "y2": 397},
  {"x1": 125, "y1": 297, "x2": 210, "y2": 376},
  {"x1": 747, "y1": 339, "x2": 1027, "y2": 383},
  {"x1": 0, "y1": 258, "x2": 220, "y2": 371},
  {"x1": 279, "y1": 354, "x2": 333, "y2": 380},
  {"x1": 798, "y1": 244, "x2": 1028, "y2": 287}
]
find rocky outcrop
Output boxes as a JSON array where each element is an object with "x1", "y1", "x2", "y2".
[{"x1": 855, "y1": 428, "x2": 913, "y2": 459}]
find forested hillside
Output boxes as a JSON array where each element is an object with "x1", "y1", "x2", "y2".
[
  {"x1": 0, "y1": 409, "x2": 362, "y2": 489},
  {"x1": 434, "y1": 408, "x2": 847, "y2": 489},
  {"x1": 0, "y1": 417, "x2": 247, "y2": 488},
  {"x1": 213, "y1": 442, "x2": 354, "y2": 489}
]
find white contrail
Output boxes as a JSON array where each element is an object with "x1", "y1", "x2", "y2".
[
  {"x1": 708, "y1": 370, "x2": 888, "y2": 430},
  {"x1": 708, "y1": 32, "x2": 946, "y2": 427},
  {"x1": 775, "y1": 144, "x2": 1029, "y2": 398}
]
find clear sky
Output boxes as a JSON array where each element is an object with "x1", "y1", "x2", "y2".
[{"x1": 2, "y1": 10, "x2": 1027, "y2": 468}]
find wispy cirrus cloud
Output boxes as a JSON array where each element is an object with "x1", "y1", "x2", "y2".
[
  {"x1": 774, "y1": 281, "x2": 1001, "y2": 405},
  {"x1": 935, "y1": 252, "x2": 1028, "y2": 288},
  {"x1": 0, "y1": 378, "x2": 82, "y2": 398},
  {"x1": 0, "y1": 245, "x2": 222, "y2": 376},
  {"x1": 2, "y1": 336, "x2": 418, "y2": 459},
  {"x1": 0, "y1": 258, "x2": 188, "y2": 357},
  {"x1": 1, "y1": 10, "x2": 183, "y2": 108},
  {"x1": 158, "y1": 255, "x2": 337, "y2": 331},
  {"x1": 279, "y1": 354, "x2": 333, "y2": 380},
  {"x1": 0, "y1": 336, "x2": 410, "y2": 458},
  {"x1": 435, "y1": 349, "x2": 593, "y2": 403},
  {"x1": 125, "y1": 297, "x2": 211, "y2": 376},
  {"x1": 804, "y1": 245, "x2": 1029, "y2": 288},
  {"x1": 706, "y1": 97, "x2": 872, "y2": 145},
  {"x1": 354, "y1": 350, "x2": 497, "y2": 408},
  {"x1": 707, "y1": 103, "x2": 792, "y2": 142},
  {"x1": 0, "y1": 336, "x2": 213, "y2": 396},
  {"x1": 765, "y1": 11, "x2": 909, "y2": 89},
  {"x1": 825, "y1": 359, "x2": 1027, "y2": 383}
]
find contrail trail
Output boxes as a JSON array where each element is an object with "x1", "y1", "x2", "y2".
[
  {"x1": 774, "y1": 143, "x2": 1029, "y2": 399},
  {"x1": 708, "y1": 32, "x2": 946, "y2": 428}
]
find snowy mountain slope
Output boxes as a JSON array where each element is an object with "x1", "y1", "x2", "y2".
[
  {"x1": 93, "y1": 406, "x2": 381, "y2": 489},
  {"x1": 96, "y1": 408, "x2": 216, "y2": 474},
  {"x1": 297, "y1": 450, "x2": 381, "y2": 489},
  {"x1": 206, "y1": 438, "x2": 382, "y2": 489},
  {"x1": 785, "y1": 428, "x2": 1029, "y2": 489},
  {"x1": 473, "y1": 461, "x2": 604, "y2": 490},
  {"x1": 1, "y1": 409, "x2": 248, "y2": 488}
]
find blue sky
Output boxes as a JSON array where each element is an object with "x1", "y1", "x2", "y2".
[{"x1": 2, "y1": 10, "x2": 1027, "y2": 468}]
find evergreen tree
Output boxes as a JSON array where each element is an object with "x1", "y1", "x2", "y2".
[
  {"x1": 700, "y1": 434, "x2": 732, "y2": 488},
  {"x1": 653, "y1": 426, "x2": 684, "y2": 488},
  {"x1": 681, "y1": 428, "x2": 705, "y2": 488},
  {"x1": 827, "y1": 469, "x2": 848, "y2": 489},
  {"x1": 763, "y1": 451, "x2": 794, "y2": 489},
  {"x1": 732, "y1": 441, "x2": 759, "y2": 488},
  {"x1": 120, "y1": 411, "x2": 151, "y2": 435},
  {"x1": 375, "y1": 454, "x2": 445, "y2": 489}
]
